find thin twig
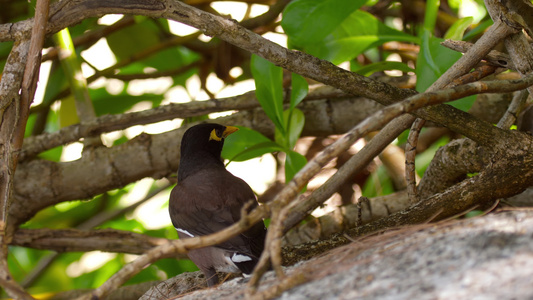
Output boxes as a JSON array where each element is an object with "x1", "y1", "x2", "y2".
[
  {"x1": 75, "y1": 205, "x2": 268, "y2": 300},
  {"x1": 441, "y1": 39, "x2": 516, "y2": 70},
  {"x1": 432, "y1": 21, "x2": 517, "y2": 89},
  {"x1": 405, "y1": 118, "x2": 424, "y2": 204},
  {"x1": 281, "y1": 114, "x2": 415, "y2": 232},
  {"x1": 497, "y1": 89, "x2": 529, "y2": 129},
  {"x1": 447, "y1": 64, "x2": 502, "y2": 88},
  {"x1": 20, "y1": 182, "x2": 173, "y2": 287}
]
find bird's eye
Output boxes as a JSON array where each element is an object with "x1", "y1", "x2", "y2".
[{"x1": 209, "y1": 129, "x2": 223, "y2": 141}]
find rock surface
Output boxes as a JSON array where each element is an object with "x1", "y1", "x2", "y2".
[{"x1": 142, "y1": 209, "x2": 533, "y2": 299}]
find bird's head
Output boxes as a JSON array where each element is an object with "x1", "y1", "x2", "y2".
[{"x1": 180, "y1": 123, "x2": 239, "y2": 162}]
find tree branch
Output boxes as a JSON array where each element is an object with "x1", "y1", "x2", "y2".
[
  {"x1": 11, "y1": 96, "x2": 380, "y2": 229},
  {"x1": 248, "y1": 73, "x2": 533, "y2": 291},
  {"x1": 431, "y1": 21, "x2": 517, "y2": 89},
  {"x1": 0, "y1": 0, "x2": 49, "y2": 297},
  {"x1": 441, "y1": 39, "x2": 516, "y2": 70},
  {"x1": 20, "y1": 86, "x2": 350, "y2": 161},
  {"x1": 12, "y1": 228, "x2": 178, "y2": 255},
  {"x1": 75, "y1": 205, "x2": 269, "y2": 300},
  {"x1": 0, "y1": 0, "x2": 510, "y2": 146},
  {"x1": 281, "y1": 114, "x2": 415, "y2": 234}
]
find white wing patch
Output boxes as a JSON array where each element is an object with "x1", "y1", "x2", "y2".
[
  {"x1": 231, "y1": 253, "x2": 252, "y2": 263},
  {"x1": 175, "y1": 227, "x2": 194, "y2": 237}
]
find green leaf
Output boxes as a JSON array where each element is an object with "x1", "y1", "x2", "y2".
[
  {"x1": 92, "y1": 256, "x2": 122, "y2": 287},
  {"x1": 290, "y1": 73, "x2": 308, "y2": 111},
  {"x1": 0, "y1": 41, "x2": 13, "y2": 72},
  {"x1": 362, "y1": 165, "x2": 395, "y2": 197},
  {"x1": 415, "y1": 31, "x2": 476, "y2": 111},
  {"x1": 304, "y1": 11, "x2": 419, "y2": 64},
  {"x1": 68, "y1": 18, "x2": 100, "y2": 39},
  {"x1": 416, "y1": 31, "x2": 462, "y2": 92},
  {"x1": 281, "y1": 0, "x2": 366, "y2": 47},
  {"x1": 444, "y1": 17, "x2": 474, "y2": 40},
  {"x1": 448, "y1": 95, "x2": 476, "y2": 111},
  {"x1": 42, "y1": 66, "x2": 69, "y2": 104},
  {"x1": 141, "y1": 46, "x2": 200, "y2": 73},
  {"x1": 463, "y1": 19, "x2": 492, "y2": 41},
  {"x1": 228, "y1": 141, "x2": 283, "y2": 163},
  {"x1": 152, "y1": 258, "x2": 198, "y2": 278},
  {"x1": 424, "y1": 0, "x2": 440, "y2": 33},
  {"x1": 285, "y1": 150, "x2": 307, "y2": 183},
  {"x1": 287, "y1": 108, "x2": 305, "y2": 148},
  {"x1": 90, "y1": 87, "x2": 164, "y2": 116},
  {"x1": 354, "y1": 61, "x2": 414, "y2": 76},
  {"x1": 106, "y1": 17, "x2": 160, "y2": 61},
  {"x1": 38, "y1": 146, "x2": 63, "y2": 162},
  {"x1": 222, "y1": 127, "x2": 283, "y2": 162},
  {"x1": 251, "y1": 55, "x2": 285, "y2": 132},
  {"x1": 20, "y1": 251, "x2": 78, "y2": 292},
  {"x1": 275, "y1": 108, "x2": 305, "y2": 149},
  {"x1": 415, "y1": 135, "x2": 449, "y2": 176}
]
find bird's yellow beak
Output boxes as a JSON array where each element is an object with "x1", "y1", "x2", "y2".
[
  {"x1": 222, "y1": 126, "x2": 239, "y2": 138},
  {"x1": 210, "y1": 126, "x2": 239, "y2": 141}
]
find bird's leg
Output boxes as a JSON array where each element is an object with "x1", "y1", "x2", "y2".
[{"x1": 202, "y1": 267, "x2": 219, "y2": 287}]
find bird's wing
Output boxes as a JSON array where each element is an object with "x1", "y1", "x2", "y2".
[{"x1": 169, "y1": 169, "x2": 266, "y2": 256}]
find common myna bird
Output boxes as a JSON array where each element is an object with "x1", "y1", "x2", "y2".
[{"x1": 169, "y1": 123, "x2": 267, "y2": 286}]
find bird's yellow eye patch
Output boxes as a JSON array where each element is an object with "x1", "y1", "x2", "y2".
[{"x1": 210, "y1": 129, "x2": 222, "y2": 141}]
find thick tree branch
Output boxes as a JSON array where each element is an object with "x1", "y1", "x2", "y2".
[
  {"x1": 20, "y1": 86, "x2": 350, "y2": 161},
  {"x1": 0, "y1": 0, "x2": 49, "y2": 297},
  {"x1": 283, "y1": 191, "x2": 410, "y2": 246},
  {"x1": 11, "y1": 96, "x2": 380, "y2": 229},
  {"x1": 12, "y1": 228, "x2": 178, "y2": 255},
  {"x1": 417, "y1": 139, "x2": 487, "y2": 199},
  {"x1": 0, "y1": 0, "x2": 510, "y2": 146}
]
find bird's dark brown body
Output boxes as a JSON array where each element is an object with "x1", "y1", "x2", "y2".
[{"x1": 169, "y1": 123, "x2": 266, "y2": 286}]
